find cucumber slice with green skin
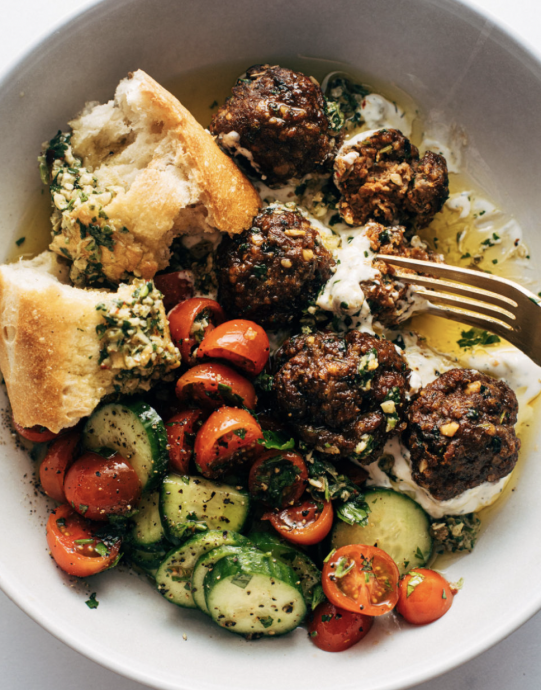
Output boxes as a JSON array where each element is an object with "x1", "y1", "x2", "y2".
[
  {"x1": 204, "y1": 549, "x2": 307, "y2": 636},
  {"x1": 160, "y1": 474, "x2": 250, "y2": 544},
  {"x1": 129, "y1": 491, "x2": 169, "y2": 552},
  {"x1": 126, "y1": 546, "x2": 168, "y2": 572},
  {"x1": 193, "y1": 544, "x2": 258, "y2": 614},
  {"x1": 83, "y1": 401, "x2": 168, "y2": 492},
  {"x1": 155, "y1": 530, "x2": 251, "y2": 608},
  {"x1": 248, "y1": 532, "x2": 325, "y2": 610},
  {"x1": 331, "y1": 488, "x2": 432, "y2": 575}
]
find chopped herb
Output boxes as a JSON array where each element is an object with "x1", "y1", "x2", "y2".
[
  {"x1": 209, "y1": 100, "x2": 218, "y2": 109},
  {"x1": 406, "y1": 571, "x2": 425, "y2": 598},
  {"x1": 15, "y1": 237, "x2": 25, "y2": 246},
  {"x1": 254, "y1": 372, "x2": 274, "y2": 393},
  {"x1": 74, "y1": 538, "x2": 95, "y2": 545},
  {"x1": 457, "y1": 328, "x2": 500, "y2": 349},
  {"x1": 234, "y1": 428, "x2": 247, "y2": 440},
  {"x1": 334, "y1": 557, "x2": 355, "y2": 579},
  {"x1": 430, "y1": 514, "x2": 480, "y2": 554},
  {"x1": 252, "y1": 264, "x2": 268, "y2": 280},
  {"x1": 257, "y1": 429, "x2": 295, "y2": 451},
  {"x1": 85, "y1": 592, "x2": 99, "y2": 609},
  {"x1": 321, "y1": 614, "x2": 333, "y2": 623},
  {"x1": 414, "y1": 547, "x2": 424, "y2": 562},
  {"x1": 79, "y1": 504, "x2": 89, "y2": 515},
  {"x1": 231, "y1": 572, "x2": 253, "y2": 589},
  {"x1": 56, "y1": 517, "x2": 66, "y2": 528},
  {"x1": 442, "y1": 589, "x2": 447, "y2": 599},
  {"x1": 94, "y1": 542, "x2": 109, "y2": 558},
  {"x1": 259, "y1": 615, "x2": 274, "y2": 629},
  {"x1": 336, "y1": 495, "x2": 371, "y2": 526}
]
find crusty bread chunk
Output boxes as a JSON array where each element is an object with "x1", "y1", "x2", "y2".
[
  {"x1": 45, "y1": 70, "x2": 261, "y2": 286},
  {"x1": 0, "y1": 253, "x2": 180, "y2": 433}
]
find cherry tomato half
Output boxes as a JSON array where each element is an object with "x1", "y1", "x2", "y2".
[
  {"x1": 397, "y1": 568, "x2": 454, "y2": 625},
  {"x1": 46, "y1": 504, "x2": 121, "y2": 577},
  {"x1": 64, "y1": 451, "x2": 141, "y2": 521},
  {"x1": 197, "y1": 319, "x2": 270, "y2": 376},
  {"x1": 165, "y1": 409, "x2": 205, "y2": 474},
  {"x1": 175, "y1": 362, "x2": 256, "y2": 410},
  {"x1": 153, "y1": 270, "x2": 194, "y2": 312},
  {"x1": 264, "y1": 499, "x2": 333, "y2": 546},
  {"x1": 168, "y1": 298, "x2": 225, "y2": 364},
  {"x1": 308, "y1": 601, "x2": 374, "y2": 652},
  {"x1": 13, "y1": 421, "x2": 59, "y2": 443},
  {"x1": 194, "y1": 407, "x2": 263, "y2": 478},
  {"x1": 39, "y1": 430, "x2": 81, "y2": 502},
  {"x1": 322, "y1": 544, "x2": 400, "y2": 616},
  {"x1": 249, "y1": 450, "x2": 308, "y2": 509}
]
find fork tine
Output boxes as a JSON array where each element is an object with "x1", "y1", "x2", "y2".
[
  {"x1": 425, "y1": 303, "x2": 515, "y2": 338},
  {"x1": 375, "y1": 255, "x2": 531, "y2": 304},
  {"x1": 412, "y1": 287, "x2": 517, "y2": 326},
  {"x1": 395, "y1": 273, "x2": 517, "y2": 309}
]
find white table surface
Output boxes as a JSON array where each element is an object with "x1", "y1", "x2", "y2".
[{"x1": 2, "y1": 1, "x2": 541, "y2": 688}]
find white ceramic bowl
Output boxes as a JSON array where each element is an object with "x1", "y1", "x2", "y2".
[{"x1": 1, "y1": 1, "x2": 541, "y2": 689}]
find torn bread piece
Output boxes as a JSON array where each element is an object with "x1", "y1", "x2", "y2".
[
  {"x1": 0, "y1": 252, "x2": 180, "y2": 433},
  {"x1": 43, "y1": 69, "x2": 261, "y2": 286}
]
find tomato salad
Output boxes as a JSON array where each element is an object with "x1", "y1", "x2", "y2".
[{"x1": 23, "y1": 293, "x2": 460, "y2": 649}]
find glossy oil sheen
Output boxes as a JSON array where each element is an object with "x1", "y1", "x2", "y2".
[{"x1": 0, "y1": 1, "x2": 541, "y2": 690}]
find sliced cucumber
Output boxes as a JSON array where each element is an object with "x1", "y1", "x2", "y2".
[
  {"x1": 129, "y1": 491, "x2": 169, "y2": 552},
  {"x1": 126, "y1": 546, "x2": 168, "y2": 574},
  {"x1": 160, "y1": 474, "x2": 250, "y2": 543},
  {"x1": 204, "y1": 548, "x2": 307, "y2": 636},
  {"x1": 155, "y1": 530, "x2": 251, "y2": 608},
  {"x1": 193, "y1": 544, "x2": 258, "y2": 614},
  {"x1": 331, "y1": 488, "x2": 432, "y2": 575},
  {"x1": 248, "y1": 532, "x2": 325, "y2": 610},
  {"x1": 83, "y1": 401, "x2": 167, "y2": 492}
]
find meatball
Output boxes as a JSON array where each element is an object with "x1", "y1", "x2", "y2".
[
  {"x1": 210, "y1": 65, "x2": 342, "y2": 184},
  {"x1": 216, "y1": 207, "x2": 335, "y2": 329},
  {"x1": 273, "y1": 330, "x2": 411, "y2": 462},
  {"x1": 405, "y1": 369, "x2": 520, "y2": 501},
  {"x1": 334, "y1": 129, "x2": 449, "y2": 228},
  {"x1": 361, "y1": 223, "x2": 441, "y2": 326}
]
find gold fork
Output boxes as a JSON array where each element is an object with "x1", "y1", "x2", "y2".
[{"x1": 376, "y1": 254, "x2": 541, "y2": 367}]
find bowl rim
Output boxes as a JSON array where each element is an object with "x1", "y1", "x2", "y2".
[{"x1": 1, "y1": 1, "x2": 541, "y2": 688}]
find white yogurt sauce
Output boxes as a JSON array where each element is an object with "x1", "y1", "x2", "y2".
[
  {"x1": 316, "y1": 225, "x2": 376, "y2": 319},
  {"x1": 356, "y1": 94, "x2": 412, "y2": 137},
  {"x1": 365, "y1": 436, "x2": 511, "y2": 518}
]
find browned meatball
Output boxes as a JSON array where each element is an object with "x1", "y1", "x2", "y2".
[
  {"x1": 334, "y1": 129, "x2": 449, "y2": 228},
  {"x1": 361, "y1": 223, "x2": 441, "y2": 326},
  {"x1": 405, "y1": 369, "x2": 520, "y2": 501},
  {"x1": 210, "y1": 65, "x2": 343, "y2": 184},
  {"x1": 216, "y1": 207, "x2": 335, "y2": 329},
  {"x1": 273, "y1": 330, "x2": 411, "y2": 462}
]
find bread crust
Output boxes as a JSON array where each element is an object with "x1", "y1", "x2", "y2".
[
  {"x1": 0, "y1": 253, "x2": 180, "y2": 433},
  {"x1": 0, "y1": 259, "x2": 111, "y2": 432},
  {"x1": 128, "y1": 71, "x2": 262, "y2": 235}
]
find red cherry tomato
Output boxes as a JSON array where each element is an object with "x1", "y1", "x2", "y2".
[
  {"x1": 64, "y1": 451, "x2": 141, "y2": 521},
  {"x1": 308, "y1": 601, "x2": 374, "y2": 652},
  {"x1": 13, "y1": 420, "x2": 59, "y2": 443},
  {"x1": 194, "y1": 407, "x2": 264, "y2": 478},
  {"x1": 397, "y1": 568, "x2": 455, "y2": 625},
  {"x1": 46, "y1": 504, "x2": 121, "y2": 577},
  {"x1": 264, "y1": 499, "x2": 333, "y2": 546},
  {"x1": 39, "y1": 430, "x2": 81, "y2": 502},
  {"x1": 153, "y1": 270, "x2": 194, "y2": 312},
  {"x1": 322, "y1": 544, "x2": 399, "y2": 616},
  {"x1": 248, "y1": 450, "x2": 308, "y2": 509},
  {"x1": 168, "y1": 298, "x2": 226, "y2": 364},
  {"x1": 165, "y1": 409, "x2": 205, "y2": 474},
  {"x1": 175, "y1": 362, "x2": 257, "y2": 410},
  {"x1": 197, "y1": 319, "x2": 270, "y2": 375}
]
